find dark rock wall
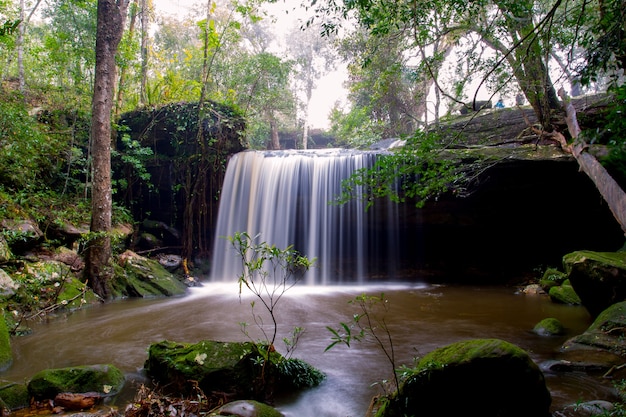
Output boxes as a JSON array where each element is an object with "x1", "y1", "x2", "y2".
[{"x1": 406, "y1": 159, "x2": 624, "y2": 282}]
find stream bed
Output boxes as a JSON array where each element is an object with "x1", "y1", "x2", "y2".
[{"x1": 2, "y1": 282, "x2": 617, "y2": 416}]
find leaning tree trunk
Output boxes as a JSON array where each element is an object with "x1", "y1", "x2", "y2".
[
  {"x1": 555, "y1": 89, "x2": 626, "y2": 234},
  {"x1": 86, "y1": 0, "x2": 129, "y2": 299}
]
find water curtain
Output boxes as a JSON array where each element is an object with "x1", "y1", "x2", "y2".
[{"x1": 210, "y1": 149, "x2": 409, "y2": 284}]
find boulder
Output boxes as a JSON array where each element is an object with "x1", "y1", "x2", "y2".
[
  {"x1": 0, "y1": 268, "x2": 18, "y2": 297},
  {"x1": 27, "y1": 364, "x2": 125, "y2": 401},
  {"x1": 144, "y1": 340, "x2": 262, "y2": 399},
  {"x1": 144, "y1": 340, "x2": 324, "y2": 403},
  {"x1": 376, "y1": 338, "x2": 551, "y2": 417},
  {"x1": 562, "y1": 301, "x2": 626, "y2": 358},
  {"x1": 209, "y1": 400, "x2": 284, "y2": 417},
  {"x1": 548, "y1": 279, "x2": 581, "y2": 305},
  {"x1": 0, "y1": 381, "x2": 29, "y2": 411},
  {"x1": 539, "y1": 267, "x2": 567, "y2": 290},
  {"x1": 564, "y1": 250, "x2": 626, "y2": 317},
  {"x1": 1, "y1": 219, "x2": 43, "y2": 251},
  {"x1": 533, "y1": 317, "x2": 565, "y2": 336},
  {"x1": 555, "y1": 400, "x2": 615, "y2": 417},
  {"x1": 110, "y1": 250, "x2": 187, "y2": 298}
]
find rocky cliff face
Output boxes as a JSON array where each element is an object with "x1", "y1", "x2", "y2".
[{"x1": 408, "y1": 156, "x2": 623, "y2": 282}]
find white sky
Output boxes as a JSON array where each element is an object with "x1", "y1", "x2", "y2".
[{"x1": 152, "y1": 0, "x2": 348, "y2": 129}]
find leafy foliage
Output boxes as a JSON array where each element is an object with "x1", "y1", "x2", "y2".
[
  {"x1": 600, "y1": 84, "x2": 626, "y2": 185},
  {"x1": 326, "y1": 292, "x2": 400, "y2": 392},
  {"x1": 229, "y1": 231, "x2": 314, "y2": 350},
  {"x1": 0, "y1": 101, "x2": 64, "y2": 191},
  {"x1": 336, "y1": 130, "x2": 463, "y2": 208}
]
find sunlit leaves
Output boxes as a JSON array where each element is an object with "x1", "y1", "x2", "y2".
[{"x1": 336, "y1": 130, "x2": 463, "y2": 209}]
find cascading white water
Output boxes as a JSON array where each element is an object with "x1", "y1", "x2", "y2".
[{"x1": 210, "y1": 149, "x2": 407, "y2": 284}]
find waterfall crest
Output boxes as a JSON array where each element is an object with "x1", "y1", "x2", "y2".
[{"x1": 210, "y1": 149, "x2": 406, "y2": 284}]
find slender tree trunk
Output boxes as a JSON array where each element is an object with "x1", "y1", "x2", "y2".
[
  {"x1": 17, "y1": 0, "x2": 24, "y2": 93},
  {"x1": 139, "y1": 0, "x2": 149, "y2": 105},
  {"x1": 86, "y1": 0, "x2": 129, "y2": 299},
  {"x1": 269, "y1": 118, "x2": 280, "y2": 150},
  {"x1": 115, "y1": 0, "x2": 138, "y2": 118},
  {"x1": 553, "y1": 89, "x2": 626, "y2": 234}
]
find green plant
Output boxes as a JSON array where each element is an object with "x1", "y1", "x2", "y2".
[
  {"x1": 335, "y1": 130, "x2": 464, "y2": 210},
  {"x1": 326, "y1": 292, "x2": 400, "y2": 393},
  {"x1": 228, "y1": 232, "x2": 316, "y2": 388},
  {"x1": 229, "y1": 232, "x2": 315, "y2": 350}
]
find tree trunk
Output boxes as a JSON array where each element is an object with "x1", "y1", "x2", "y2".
[
  {"x1": 269, "y1": 118, "x2": 280, "y2": 150},
  {"x1": 114, "y1": 0, "x2": 138, "y2": 118},
  {"x1": 86, "y1": 0, "x2": 129, "y2": 299},
  {"x1": 139, "y1": 0, "x2": 149, "y2": 105},
  {"x1": 555, "y1": 89, "x2": 626, "y2": 234},
  {"x1": 17, "y1": 0, "x2": 24, "y2": 93}
]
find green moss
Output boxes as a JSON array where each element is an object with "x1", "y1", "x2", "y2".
[
  {"x1": 549, "y1": 280, "x2": 581, "y2": 305},
  {"x1": 533, "y1": 318, "x2": 565, "y2": 336},
  {"x1": 110, "y1": 254, "x2": 187, "y2": 298},
  {"x1": 540, "y1": 267, "x2": 567, "y2": 289},
  {"x1": 564, "y1": 250, "x2": 626, "y2": 272},
  {"x1": 415, "y1": 338, "x2": 529, "y2": 373},
  {"x1": 0, "y1": 381, "x2": 29, "y2": 410},
  {"x1": 0, "y1": 315, "x2": 11, "y2": 371},
  {"x1": 28, "y1": 364, "x2": 125, "y2": 400}
]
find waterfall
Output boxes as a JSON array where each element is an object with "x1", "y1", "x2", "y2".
[{"x1": 210, "y1": 149, "x2": 411, "y2": 284}]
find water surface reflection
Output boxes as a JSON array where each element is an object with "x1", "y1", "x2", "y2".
[{"x1": 3, "y1": 283, "x2": 614, "y2": 416}]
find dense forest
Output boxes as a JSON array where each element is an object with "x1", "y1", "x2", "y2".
[{"x1": 1, "y1": 0, "x2": 626, "y2": 295}]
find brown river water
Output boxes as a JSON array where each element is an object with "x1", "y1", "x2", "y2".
[{"x1": 2, "y1": 282, "x2": 618, "y2": 417}]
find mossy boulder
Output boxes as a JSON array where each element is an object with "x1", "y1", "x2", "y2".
[
  {"x1": 144, "y1": 340, "x2": 324, "y2": 403},
  {"x1": 0, "y1": 313, "x2": 12, "y2": 371},
  {"x1": 27, "y1": 364, "x2": 125, "y2": 401},
  {"x1": 209, "y1": 400, "x2": 284, "y2": 417},
  {"x1": 533, "y1": 317, "x2": 565, "y2": 336},
  {"x1": 564, "y1": 250, "x2": 626, "y2": 317},
  {"x1": 145, "y1": 340, "x2": 265, "y2": 399},
  {"x1": 2, "y1": 260, "x2": 99, "y2": 323},
  {"x1": 548, "y1": 279, "x2": 581, "y2": 305},
  {"x1": 563, "y1": 301, "x2": 626, "y2": 357},
  {"x1": 376, "y1": 339, "x2": 551, "y2": 417},
  {"x1": 0, "y1": 381, "x2": 29, "y2": 411},
  {"x1": 110, "y1": 250, "x2": 187, "y2": 298},
  {"x1": 539, "y1": 267, "x2": 567, "y2": 290}
]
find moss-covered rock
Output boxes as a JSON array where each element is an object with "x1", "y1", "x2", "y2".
[
  {"x1": 0, "y1": 313, "x2": 12, "y2": 371},
  {"x1": 144, "y1": 340, "x2": 324, "y2": 404},
  {"x1": 533, "y1": 317, "x2": 565, "y2": 336},
  {"x1": 0, "y1": 381, "x2": 29, "y2": 411},
  {"x1": 145, "y1": 340, "x2": 262, "y2": 398},
  {"x1": 27, "y1": 364, "x2": 125, "y2": 401},
  {"x1": 548, "y1": 279, "x2": 581, "y2": 305},
  {"x1": 209, "y1": 400, "x2": 284, "y2": 417},
  {"x1": 539, "y1": 267, "x2": 567, "y2": 290},
  {"x1": 564, "y1": 250, "x2": 626, "y2": 317},
  {"x1": 563, "y1": 301, "x2": 626, "y2": 357},
  {"x1": 110, "y1": 250, "x2": 187, "y2": 298},
  {"x1": 1, "y1": 260, "x2": 99, "y2": 328},
  {"x1": 377, "y1": 338, "x2": 551, "y2": 417}
]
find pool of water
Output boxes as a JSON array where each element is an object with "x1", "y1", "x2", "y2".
[{"x1": 2, "y1": 282, "x2": 616, "y2": 416}]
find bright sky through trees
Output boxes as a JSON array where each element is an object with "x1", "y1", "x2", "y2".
[{"x1": 153, "y1": 0, "x2": 348, "y2": 129}]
